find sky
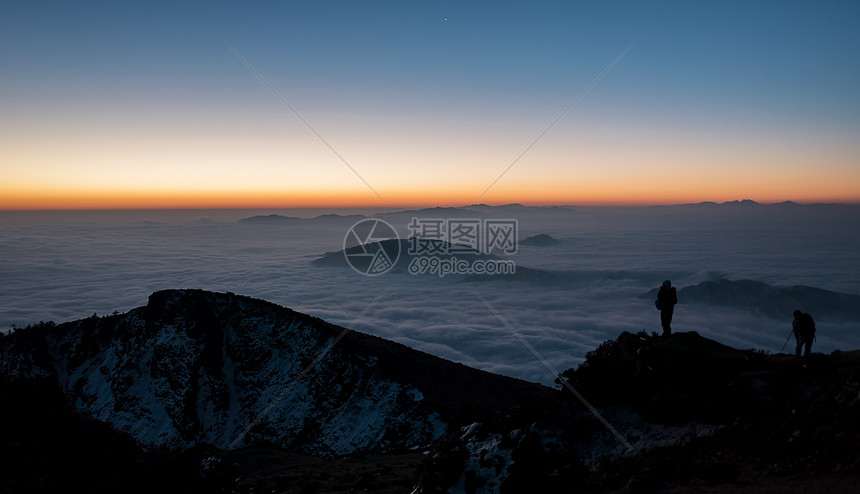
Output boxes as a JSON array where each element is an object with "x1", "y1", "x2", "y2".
[{"x1": 2, "y1": 1, "x2": 859, "y2": 209}]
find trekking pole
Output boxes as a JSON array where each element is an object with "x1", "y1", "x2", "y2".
[{"x1": 780, "y1": 329, "x2": 793, "y2": 353}]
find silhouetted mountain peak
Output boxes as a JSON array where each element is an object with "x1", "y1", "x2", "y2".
[
  {"x1": 724, "y1": 199, "x2": 760, "y2": 206},
  {"x1": 520, "y1": 233, "x2": 560, "y2": 246},
  {"x1": 0, "y1": 289, "x2": 551, "y2": 457}
]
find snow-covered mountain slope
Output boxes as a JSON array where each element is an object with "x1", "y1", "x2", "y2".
[
  {"x1": 3, "y1": 300, "x2": 859, "y2": 493},
  {"x1": 0, "y1": 289, "x2": 551, "y2": 456}
]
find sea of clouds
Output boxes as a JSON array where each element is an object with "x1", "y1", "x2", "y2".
[{"x1": 2, "y1": 204, "x2": 858, "y2": 385}]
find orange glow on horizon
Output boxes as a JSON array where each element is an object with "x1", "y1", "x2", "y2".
[{"x1": 2, "y1": 184, "x2": 858, "y2": 211}]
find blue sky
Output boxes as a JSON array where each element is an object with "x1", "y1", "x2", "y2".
[{"x1": 2, "y1": 1, "x2": 859, "y2": 207}]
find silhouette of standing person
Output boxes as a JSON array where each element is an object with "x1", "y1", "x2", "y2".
[
  {"x1": 792, "y1": 310, "x2": 816, "y2": 357},
  {"x1": 657, "y1": 280, "x2": 678, "y2": 337}
]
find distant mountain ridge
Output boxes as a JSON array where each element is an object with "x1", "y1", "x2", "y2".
[
  {"x1": 238, "y1": 201, "x2": 854, "y2": 227},
  {"x1": 662, "y1": 199, "x2": 852, "y2": 208},
  {"x1": 237, "y1": 204, "x2": 576, "y2": 226},
  {"x1": 643, "y1": 279, "x2": 860, "y2": 321},
  {"x1": 239, "y1": 213, "x2": 366, "y2": 225}
]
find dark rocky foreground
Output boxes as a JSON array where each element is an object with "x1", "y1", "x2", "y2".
[{"x1": 1, "y1": 290, "x2": 859, "y2": 493}]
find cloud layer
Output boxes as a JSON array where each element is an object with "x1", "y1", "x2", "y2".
[{"x1": 2, "y1": 205, "x2": 858, "y2": 385}]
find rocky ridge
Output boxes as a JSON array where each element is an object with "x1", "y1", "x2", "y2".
[{"x1": 2, "y1": 291, "x2": 859, "y2": 493}]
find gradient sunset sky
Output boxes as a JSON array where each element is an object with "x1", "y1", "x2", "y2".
[{"x1": 2, "y1": 1, "x2": 859, "y2": 209}]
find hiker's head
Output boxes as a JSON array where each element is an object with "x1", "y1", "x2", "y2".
[
  {"x1": 793, "y1": 310, "x2": 802, "y2": 318},
  {"x1": 662, "y1": 280, "x2": 672, "y2": 288}
]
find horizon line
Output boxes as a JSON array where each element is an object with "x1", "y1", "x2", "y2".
[{"x1": 2, "y1": 198, "x2": 858, "y2": 213}]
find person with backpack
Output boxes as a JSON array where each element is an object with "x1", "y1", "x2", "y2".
[
  {"x1": 792, "y1": 310, "x2": 816, "y2": 357},
  {"x1": 656, "y1": 280, "x2": 678, "y2": 337}
]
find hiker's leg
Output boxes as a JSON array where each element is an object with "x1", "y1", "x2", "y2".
[{"x1": 661, "y1": 310, "x2": 671, "y2": 336}]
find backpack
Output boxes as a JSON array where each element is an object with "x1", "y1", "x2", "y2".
[
  {"x1": 798, "y1": 313, "x2": 816, "y2": 337},
  {"x1": 655, "y1": 286, "x2": 674, "y2": 310}
]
